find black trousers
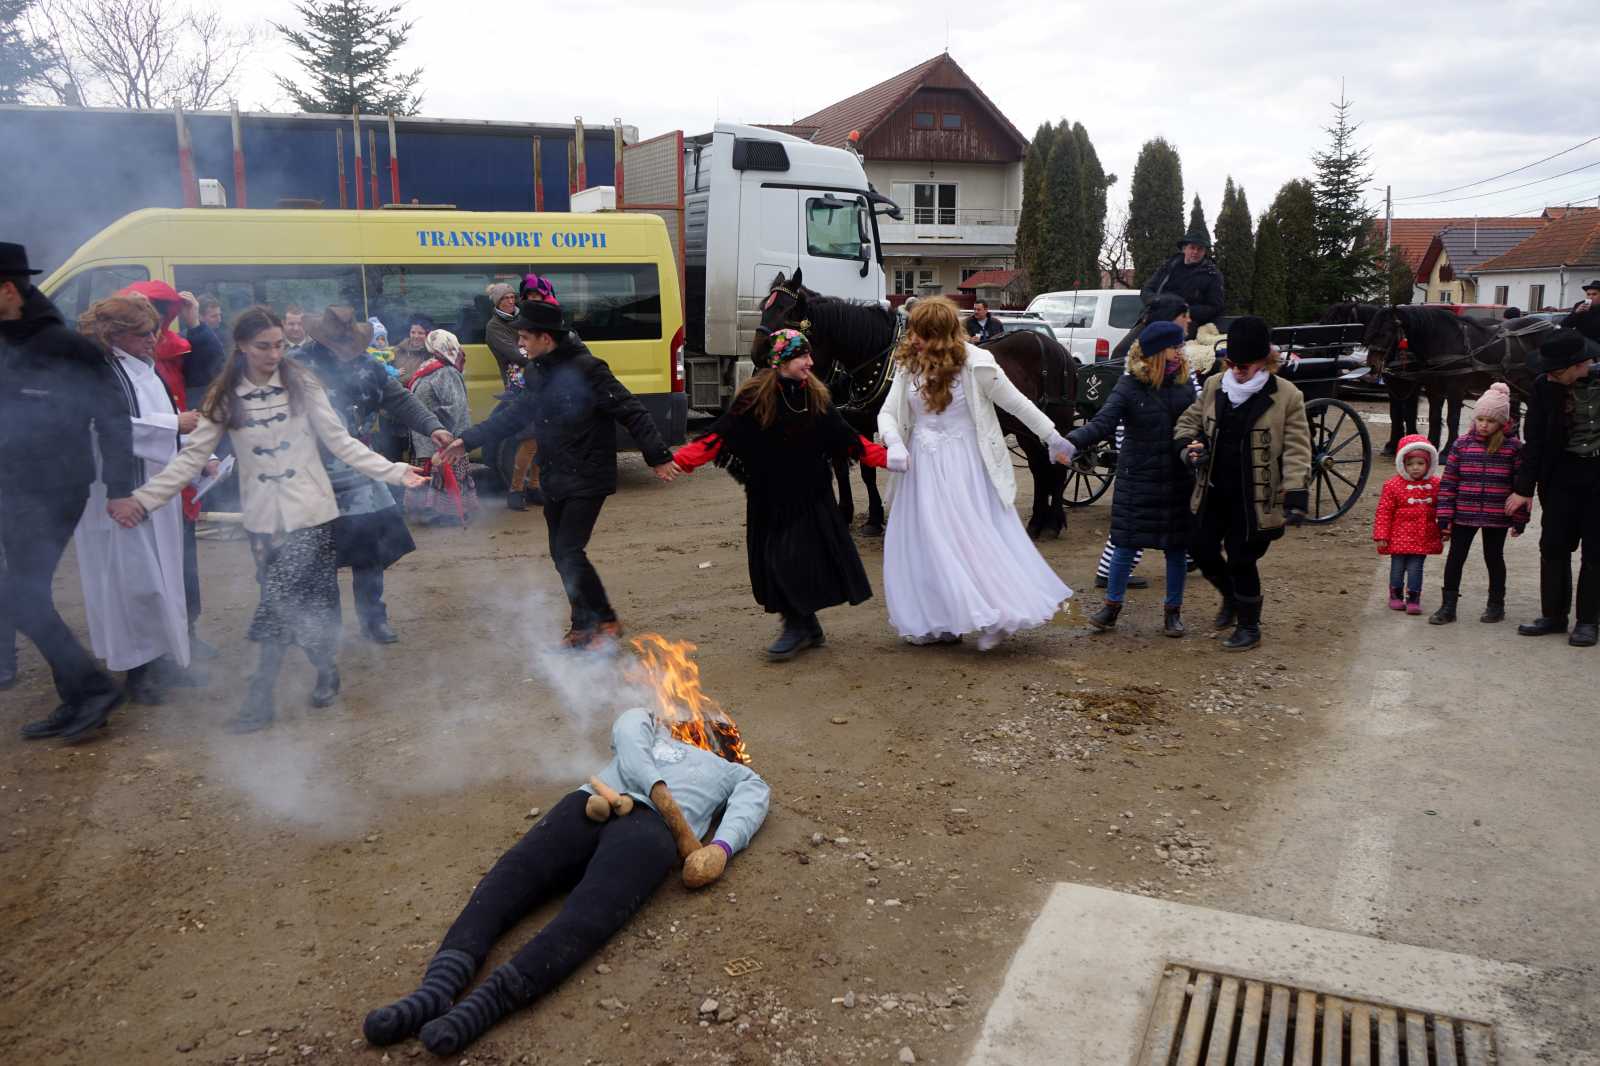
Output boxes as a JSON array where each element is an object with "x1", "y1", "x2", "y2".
[
  {"x1": 1441, "y1": 525, "x2": 1509, "y2": 602},
  {"x1": 183, "y1": 518, "x2": 202, "y2": 625},
  {"x1": 0, "y1": 488, "x2": 116, "y2": 704},
  {"x1": 1538, "y1": 454, "x2": 1600, "y2": 624},
  {"x1": 544, "y1": 495, "x2": 615, "y2": 629},
  {"x1": 352, "y1": 566, "x2": 386, "y2": 625},
  {"x1": 438, "y1": 790, "x2": 677, "y2": 997},
  {"x1": 1189, "y1": 489, "x2": 1274, "y2": 600},
  {"x1": 0, "y1": 490, "x2": 13, "y2": 667}
]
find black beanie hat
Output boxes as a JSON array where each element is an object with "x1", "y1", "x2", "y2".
[
  {"x1": 1147, "y1": 295, "x2": 1190, "y2": 323},
  {"x1": 1226, "y1": 316, "x2": 1272, "y2": 364}
]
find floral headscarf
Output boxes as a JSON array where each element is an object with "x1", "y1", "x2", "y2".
[
  {"x1": 766, "y1": 327, "x2": 810, "y2": 367},
  {"x1": 425, "y1": 328, "x2": 467, "y2": 372}
]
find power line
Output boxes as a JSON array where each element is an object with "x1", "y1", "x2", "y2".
[
  {"x1": 1398, "y1": 157, "x2": 1600, "y2": 207},
  {"x1": 1393, "y1": 134, "x2": 1600, "y2": 201}
]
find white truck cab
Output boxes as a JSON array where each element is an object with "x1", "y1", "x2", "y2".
[{"x1": 684, "y1": 122, "x2": 894, "y2": 412}]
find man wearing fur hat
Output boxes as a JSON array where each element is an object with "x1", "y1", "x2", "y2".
[
  {"x1": 297, "y1": 306, "x2": 455, "y2": 643},
  {"x1": 1506, "y1": 327, "x2": 1600, "y2": 646}
]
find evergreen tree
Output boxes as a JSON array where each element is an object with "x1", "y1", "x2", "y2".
[
  {"x1": 1127, "y1": 138, "x2": 1184, "y2": 282},
  {"x1": 0, "y1": 0, "x2": 50, "y2": 103},
  {"x1": 1071, "y1": 122, "x2": 1110, "y2": 288},
  {"x1": 1039, "y1": 127, "x2": 1083, "y2": 292},
  {"x1": 1310, "y1": 94, "x2": 1383, "y2": 306},
  {"x1": 1213, "y1": 179, "x2": 1254, "y2": 314},
  {"x1": 1252, "y1": 216, "x2": 1288, "y2": 324},
  {"x1": 1187, "y1": 195, "x2": 1209, "y2": 244},
  {"x1": 1265, "y1": 179, "x2": 1319, "y2": 323},
  {"x1": 1385, "y1": 247, "x2": 1416, "y2": 305},
  {"x1": 1015, "y1": 121, "x2": 1059, "y2": 296},
  {"x1": 275, "y1": 0, "x2": 423, "y2": 115}
]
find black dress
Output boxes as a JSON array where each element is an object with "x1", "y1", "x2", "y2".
[{"x1": 698, "y1": 380, "x2": 873, "y2": 616}]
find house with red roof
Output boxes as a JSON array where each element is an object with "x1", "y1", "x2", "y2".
[
  {"x1": 1468, "y1": 208, "x2": 1600, "y2": 312},
  {"x1": 776, "y1": 54, "x2": 1027, "y2": 304}
]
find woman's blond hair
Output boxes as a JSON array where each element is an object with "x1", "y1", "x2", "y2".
[
  {"x1": 1126, "y1": 340, "x2": 1180, "y2": 388},
  {"x1": 895, "y1": 296, "x2": 969, "y2": 414},
  {"x1": 78, "y1": 294, "x2": 160, "y2": 347}
]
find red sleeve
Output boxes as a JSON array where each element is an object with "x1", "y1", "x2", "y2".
[
  {"x1": 1373, "y1": 480, "x2": 1396, "y2": 541},
  {"x1": 859, "y1": 436, "x2": 888, "y2": 469},
  {"x1": 673, "y1": 434, "x2": 723, "y2": 471}
]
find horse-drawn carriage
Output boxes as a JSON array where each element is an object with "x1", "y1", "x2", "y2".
[{"x1": 1059, "y1": 322, "x2": 1376, "y2": 524}]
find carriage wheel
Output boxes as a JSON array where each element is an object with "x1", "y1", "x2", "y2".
[
  {"x1": 1063, "y1": 439, "x2": 1115, "y2": 507},
  {"x1": 1304, "y1": 397, "x2": 1371, "y2": 524}
]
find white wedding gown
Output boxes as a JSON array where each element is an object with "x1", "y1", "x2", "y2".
[{"x1": 884, "y1": 377, "x2": 1071, "y2": 648}]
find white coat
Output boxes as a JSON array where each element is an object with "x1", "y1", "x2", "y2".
[
  {"x1": 75, "y1": 349, "x2": 190, "y2": 671},
  {"x1": 134, "y1": 369, "x2": 413, "y2": 535},
  {"x1": 877, "y1": 343, "x2": 1062, "y2": 509}
]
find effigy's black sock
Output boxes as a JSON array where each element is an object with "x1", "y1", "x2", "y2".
[
  {"x1": 362, "y1": 948, "x2": 476, "y2": 1046},
  {"x1": 419, "y1": 963, "x2": 534, "y2": 1056}
]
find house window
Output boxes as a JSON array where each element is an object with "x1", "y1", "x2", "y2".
[
  {"x1": 1529, "y1": 284, "x2": 1545, "y2": 309},
  {"x1": 941, "y1": 113, "x2": 962, "y2": 129},
  {"x1": 891, "y1": 268, "x2": 937, "y2": 295},
  {"x1": 1493, "y1": 285, "x2": 1509, "y2": 305},
  {"x1": 1438, "y1": 290, "x2": 1452, "y2": 303},
  {"x1": 913, "y1": 182, "x2": 957, "y2": 225},
  {"x1": 913, "y1": 111, "x2": 935, "y2": 129}
]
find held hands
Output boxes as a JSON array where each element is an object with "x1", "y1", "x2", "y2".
[
  {"x1": 1505, "y1": 493, "x2": 1532, "y2": 517},
  {"x1": 1184, "y1": 440, "x2": 1208, "y2": 468},
  {"x1": 436, "y1": 437, "x2": 467, "y2": 465},
  {"x1": 885, "y1": 442, "x2": 909, "y2": 473},
  {"x1": 107, "y1": 497, "x2": 147, "y2": 528},
  {"x1": 651, "y1": 462, "x2": 679, "y2": 483},
  {"x1": 430, "y1": 429, "x2": 455, "y2": 450},
  {"x1": 177, "y1": 410, "x2": 201, "y2": 435},
  {"x1": 1045, "y1": 432, "x2": 1074, "y2": 465},
  {"x1": 1375, "y1": 539, "x2": 1389, "y2": 551}
]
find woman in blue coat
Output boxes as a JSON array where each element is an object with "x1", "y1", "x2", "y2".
[{"x1": 1065, "y1": 321, "x2": 1197, "y2": 635}]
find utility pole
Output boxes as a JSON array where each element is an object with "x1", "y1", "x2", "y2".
[{"x1": 1384, "y1": 184, "x2": 1392, "y2": 252}]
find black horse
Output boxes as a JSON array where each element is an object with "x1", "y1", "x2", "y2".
[
  {"x1": 1322, "y1": 301, "x2": 1434, "y2": 455},
  {"x1": 754, "y1": 270, "x2": 1075, "y2": 539},
  {"x1": 1361, "y1": 305, "x2": 1498, "y2": 452}
]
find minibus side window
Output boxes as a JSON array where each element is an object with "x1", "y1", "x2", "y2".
[
  {"x1": 50, "y1": 264, "x2": 149, "y2": 324},
  {"x1": 365, "y1": 264, "x2": 661, "y2": 344},
  {"x1": 171, "y1": 265, "x2": 363, "y2": 326}
]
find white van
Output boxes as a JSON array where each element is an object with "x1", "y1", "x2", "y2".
[{"x1": 1024, "y1": 288, "x2": 1144, "y2": 362}]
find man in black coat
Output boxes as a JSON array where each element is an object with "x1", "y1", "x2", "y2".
[
  {"x1": 1139, "y1": 228, "x2": 1225, "y2": 334},
  {"x1": 442, "y1": 300, "x2": 678, "y2": 648},
  {"x1": 965, "y1": 301, "x2": 1005, "y2": 342},
  {"x1": 1562, "y1": 280, "x2": 1600, "y2": 344},
  {"x1": 0, "y1": 243, "x2": 136, "y2": 741},
  {"x1": 1506, "y1": 328, "x2": 1600, "y2": 646}
]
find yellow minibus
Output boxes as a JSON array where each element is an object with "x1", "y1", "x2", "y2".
[{"x1": 41, "y1": 207, "x2": 688, "y2": 478}]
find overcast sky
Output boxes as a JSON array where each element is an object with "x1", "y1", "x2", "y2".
[{"x1": 237, "y1": 0, "x2": 1598, "y2": 224}]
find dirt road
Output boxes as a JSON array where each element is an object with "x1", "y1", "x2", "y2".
[{"x1": 0, "y1": 446, "x2": 1382, "y2": 1066}]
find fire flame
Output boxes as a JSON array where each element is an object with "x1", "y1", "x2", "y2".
[{"x1": 629, "y1": 634, "x2": 752, "y2": 765}]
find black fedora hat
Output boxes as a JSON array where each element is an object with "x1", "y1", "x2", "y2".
[
  {"x1": 1530, "y1": 327, "x2": 1600, "y2": 375},
  {"x1": 1583, "y1": 278, "x2": 1600, "y2": 292},
  {"x1": 507, "y1": 298, "x2": 570, "y2": 335},
  {"x1": 0, "y1": 242, "x2": 43, "y2": 276}
]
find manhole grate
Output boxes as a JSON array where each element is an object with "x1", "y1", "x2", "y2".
[{"x1": 1135, "y1": 964, "x2": 1498, "y2": 1065}]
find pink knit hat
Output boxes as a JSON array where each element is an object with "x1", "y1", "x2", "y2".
[{"x1": 1475, "y1": 382, "x2": 1513, "y2": 425}]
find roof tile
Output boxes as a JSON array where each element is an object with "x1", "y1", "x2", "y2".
[{"x1": 1474, "y1": 211, "x2": 1600, "y2": 271}]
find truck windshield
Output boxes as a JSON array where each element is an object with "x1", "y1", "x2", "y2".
[{"x1": 806, "y1": 197, "x2": 864, "y2": 260}]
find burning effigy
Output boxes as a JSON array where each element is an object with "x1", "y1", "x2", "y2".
[{"x1": 362, "y1": 636, "x2": 769, "y2": 1058}]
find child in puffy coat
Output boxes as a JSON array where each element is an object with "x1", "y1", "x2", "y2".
[
  {"x1": 1373, "y1": 433, "x2": 1443, "y2": 614},
  {"x1": 1429, "y1": 384, "x2": 1529, "y2": 624}
]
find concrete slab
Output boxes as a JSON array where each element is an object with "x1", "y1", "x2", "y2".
[{"x1": 965, "y1": 883, "x2": 1580, "y2": 1066}]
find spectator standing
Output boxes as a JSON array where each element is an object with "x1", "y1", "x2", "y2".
[
  {"x1": 73, "y1": 295, "x2": 194, "y2": 705},
  {"x1": 441, "y1": 300, "x2": 678, "y2": 649},
  {"x1": 297, "y1": 306, "x2": 451, "y2": 644},
  {"x1": 115, "y1": 307, "x2": 425, "y2": 732},
  {"x1": 396, "y1": 329, "x2": 479, "y2": 524},
  {"x1": 0, "y1": 495, "x2": 13, "y2": 690},
  {"x1": 198, "y1": 294, "x2": 223, "y2": 331},
  {"x1": 1506, "y1": 328, "x2": 1600, "y2": 646},
  {"x1": 965, "y1": 300, "x2": 1005, "y2": 342},
  {"x1": 1372, "y1": 435, "x2": 1443, "y2": 615},
  {"x1": 282, "y1": 304, "x2": 310, "y2": 356},
  {"x1": 0, "y1": 243, "x2": 136, "y2": 741},
  {"x1": 1563, "y1": 280, "x2": 1600, "y2": 344},
  {"x1": 484, "y1": 283, "x2": 525, "y2": 388}
]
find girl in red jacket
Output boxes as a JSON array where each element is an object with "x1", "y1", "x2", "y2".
[{"x1": 1373, "y1": 433, "x2": 1443, "y2": 614}]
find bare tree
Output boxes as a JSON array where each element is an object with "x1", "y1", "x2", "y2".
[
  {"x1": 1099, "y1": 207, "x2": 1134, "y2": 288},
  {"x1": 26, "y1": 0, "x2": 256, "y2": 109}
]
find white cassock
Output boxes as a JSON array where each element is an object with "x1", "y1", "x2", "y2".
[{"x1": 75, "y1": 347, "x2": 190, "y2": 670}]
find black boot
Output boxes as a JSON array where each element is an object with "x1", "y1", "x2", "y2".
[
  {"x1": 1205, "y1": 575, "x2": 1236, "y2": 629},
  {"x1": 125, "y1": 662, "x2": 166, "y2": 706},
  {"x1": 57, "y1": 687, "x2": 126, "y2": 744},
  {"x1": 419, "y1": 963, "x2": 534, "y2": 1057},
  {"x1": 1517, "y1": 616, "x2": 1568, "y2": 636},
  {"x1": 0, "y1": 639, "x2": 15, "y2": 690},
  {"x1": 157, "y1": 654, "x2": 209, "y2": 689},
  {"x1": 505, "y1": 489, "x2": 528, "y2": 511},
  {"x1": 308, "y1": 650, "x2": 340, "y2": 709},
  {"x1": 1163, "y1": 605, "x2": 1186, "y2": 638},
  {"x1": 1429, "y1": 590, "x2": 1459, "y2": 625},
  {"x1": 1088, "y1": 599, "x2": 1122, "y2": 631},
  {"x1": 1571, "y1": 623, "x2": 1599, "y2": 648},
  {"x1": 766, "y1": 615, "x2": 817, "y2": 661},
  {"x1": 804, "y1": 613, "x2": 826, "y2": 647},
  {"x1": 363, "y1": 948, "x2": 477, "y2": 1046},
  {"x1": 228, "y1": 645, "x2": 284, "y2": 734},
  {"x1": 20, "y1": 703, "x2": 77, "y2": 740},
  {"x1": 188, "y1": 624, "x2": 220, "y2": 660},
  {"x1": 1480, "y1": 598, "x2": 1505, "y2": 624},
  {"x1": 361, "y1": 616, "x2": 399, "y2": 644},
  {"x1": 1222, "y1": 595, "x2": 1262, "y2": 651}
]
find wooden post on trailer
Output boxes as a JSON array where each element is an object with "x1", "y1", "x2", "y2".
[
  {"x1": 532, "y1": 136, "x2": 544, "y2": 211},
  {"x1": 387, "y1": 114, "x2": 400, "y2": 204},
  {"x1": 566, "y1": 138, "x2": 576, "y2": 199},
  {"x1": 230, "y1": 101, "x2": 247, "y2": 208},
  {"x1": 174, "y1": 104, "x2": 199, "y2": 208},
  {"x1": 574, "y1": 116, "x2": 586, "y2": 192},
  {"x1": 613, "y1": 118, "x2": 625, "y2": 202},
  {"x1": 352, "y1": 108, "x2": 365, "y2": 210},
  {"x1": 336, "y1": 126, "x2": 347, "y2": 209},
  {"x1": 369, "y1": 128, "x2": 379, "y2": 206}
]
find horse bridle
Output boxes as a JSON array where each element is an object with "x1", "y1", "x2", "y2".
[{"x1": 754, "y1": 285, "x2": 807, "y2": 339}]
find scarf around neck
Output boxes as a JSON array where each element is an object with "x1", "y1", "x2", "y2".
[{"x1": 1220, "y1": 368, "x2": 1271, "y2": 407}]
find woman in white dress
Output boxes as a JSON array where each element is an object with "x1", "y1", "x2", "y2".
[
  {"x1": 878, "y1": 297, "x2": 1073, "y2": 649},
  {"x1": 72, "y1": 295, "x2": 195, "y2": 706}
]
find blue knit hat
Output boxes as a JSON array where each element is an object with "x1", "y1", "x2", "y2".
[{"x1": 1137, "y1": 320, "x2": 1185, "y2": 355}]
